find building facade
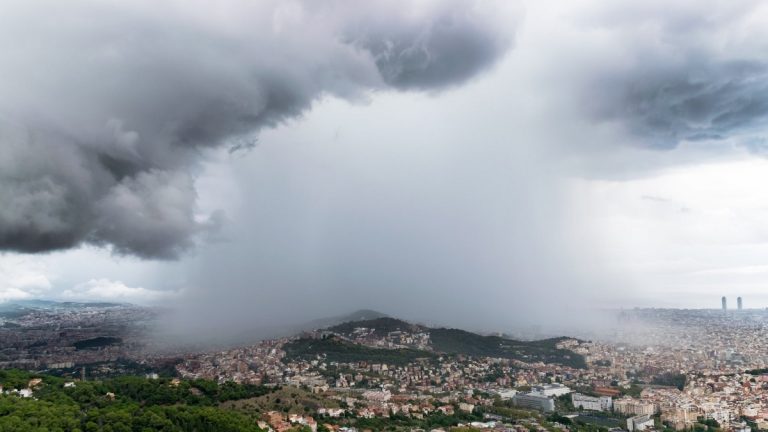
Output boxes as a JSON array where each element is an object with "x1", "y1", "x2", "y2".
[
  {"x1": 513, "y1": 392, "x2": 555, "y2": 412},
  {"x1": 572, "y1": 393, "x2": 612, "y2": 411}
]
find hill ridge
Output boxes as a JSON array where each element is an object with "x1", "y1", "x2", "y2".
[{"x1": 317, "y1": 315, "x2": 586, "y2": 369}]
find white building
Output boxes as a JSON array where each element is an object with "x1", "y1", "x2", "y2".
[
  {"x1": 496, "y1": 389, "x2": 518, "y2": 400},
  {"x1": 627, "y1": 414, "x2": 655, "y2": 432},
  {"x1": 532, "y1": 383, "x2": 572, "y2": 397},
  {"x1": 615, "y1": 398, "x2": 655, "y2": 416},
  {"x1": 572, "y1": 393, "x2": 612, "y2": 411},
  {"x1": 513, "y1": 392, "x2": 555, "y2": 412}
]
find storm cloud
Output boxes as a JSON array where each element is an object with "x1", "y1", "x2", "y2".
[
  {"x1": 0, "y1": 0, "x2": 513, "y2": 258},
  {"x1": 6, "y1": 0, "x2": 768, "y2": 338},
  {"x1": 568, "y1": 0, "x2": 768, "y2": 149}
]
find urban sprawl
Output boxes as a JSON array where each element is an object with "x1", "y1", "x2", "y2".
[{"x1": 3, "y1": 302, "x2": 768, "y2": 432}]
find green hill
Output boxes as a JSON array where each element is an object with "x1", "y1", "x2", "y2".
[
  {"x1": 0, "y1": 369, "x2": 270, "y2": 431},
  {"x1": 429, "y1": 328, "x2": 586, "y2": 368},
  {"x1": 328, "y1": 317, "x2": 422, "y2": 336},
  {"x1": 323, "y1": 317, "x2": 586, "y2": 369},
  {"x1": 283, "y1": 335, "x2": 436, "y2": 365},
  {"x1": 221, "y1": 386, "x2": 339, "y2": 415}
]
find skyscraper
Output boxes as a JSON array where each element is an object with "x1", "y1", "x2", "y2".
[
  {"x1": 722, "y1": 296, "x2": 727, "y2": 311},
  {"x1": 738, "y1": 297, "x2": 743, "y2": 310}
]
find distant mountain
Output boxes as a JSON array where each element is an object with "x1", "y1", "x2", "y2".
[
  {"x1": 301, "y1": 309, "x2": 389, "y2": 331},
  {"x1": 163, "y1": 309, "x2": 393, "y2": 351},
  {"x1": 319, "y1": 316, "x2": 586, "y2": 369},
  {"x1": 0, "y1": 299, "x2": 128, "y2": 320},
  {"x1": 5, "y1": 299, "x2": 127, "y2": 309}
]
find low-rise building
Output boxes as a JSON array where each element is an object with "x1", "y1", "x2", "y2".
[
  {"x1": 496, "y1": 389, "x2": 518, "y2": 400},
  {"x1": 532, "y1": 383, "x2": 572, "y2": 397},
  {"x1": 513, "y1": 392, "x2": 555, "y2": 412},
  {"x1": 627, "y1": 414, "x2": 654, "y2": 432},
  {"x1": 615, "y1": 398, "x2": 655, "y2": 416},
  {"x1": 572, "y1": 393, "x2": 612, "y2": 411}
]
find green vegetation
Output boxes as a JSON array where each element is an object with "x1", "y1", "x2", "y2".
[
  {"x1": 429, "y1": 328, "x2": 586, "y2": 369},
  {"x1": 221, "y1": 387, "x2": 339, "y2": 415},
  {"x1": 73, "y1": 337, "x2": 123, "y2": 350},
  {"x1": 488, "y1": 402, "x2": 541, "y2": 420},
  {"x1": 574, "y1": 414, "x2": 623, "y2": 428},
  {"x1": 548, "y1": 413, "x2": 573, "y2": 425},
  {"x1": 692, "y1": 417, "x2": 721, "y2": 432},
  {"x1": 650, "y1": 372, "x2": 686, "y2": 390},
  {"x1": 283, "y1": 335, "x2": 436, "y2": 365},
  {"x1": 326, "y1": 317, "x2": 586, "y2": 369},
  {"x1": 0, "y1": 369, "x2": 271, "y2": 431},
  {"x1": 555, "y1": 393, "x2": 575, "y2": 412},
  {"x1": 483, "y1": 364, "x2": 506, "y2": 382},
  {"x1": 328, "y1": 317, "x2": 420, "y2": 336},
  {"x1": 332, "y1": 410, "x2": 484, "y2": 431},
  {"x1": 621, "y1": 384, "x2": 644, "y2": 398}
]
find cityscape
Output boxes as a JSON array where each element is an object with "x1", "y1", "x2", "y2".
[
  {"x1": 4, "y1": 300, "x2": 768, "y2": 431},
  {"x1": 721, "y1": 297, "x2": 745, "y2": 312},
  {"x1": 2, "y1": 0, "x2": 768, "y2": 431}
]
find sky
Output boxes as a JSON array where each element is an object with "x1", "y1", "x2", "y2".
[{"x1": 2, "y1": 0, "x2": 768, "y2": 335}]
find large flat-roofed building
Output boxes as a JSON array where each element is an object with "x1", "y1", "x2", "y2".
[
  {"x1": 496, "y1": 389, "x2": 518, "y2": 400},
  {"x1": 572, "y1": 393, "x2": 612, "y2": 411},
  {"x1": 615, "y1": 398, "x2": 656, "y2": 416},
  {"x1": 512, "y1": 392, "x2": 555, "y2": 412},
  {"x1": 531, "y1": 383, "x2": 572, "y2": 397},
  {"x1": 627, "y1": 414, "x2": 654, "y2": 432},
  {"x1": 661, "y1": 405, "x2": 701, "y2": 431}
]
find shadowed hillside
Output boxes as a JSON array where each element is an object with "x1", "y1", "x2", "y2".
[
  {"x1": 283, "y1": 335, "x2": 436, "y2": 365},
  {"x1": 322, "y1": 317, "x2": 585, "y2": 368}
]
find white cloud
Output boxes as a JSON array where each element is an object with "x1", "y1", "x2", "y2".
[
  {"x1": 570, "y1": 156, "x2": 768, "y2": 307},
  {"x1": 61, "y1": 278, "x2": 180, "y2": 305},
  {"x1": 0, "y1": 258, "x2": 52, "y2": 302}
]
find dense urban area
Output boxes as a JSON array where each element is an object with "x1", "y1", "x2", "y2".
[{"x1": 2, "y1": 300, "x2": 768, "y2": 432}]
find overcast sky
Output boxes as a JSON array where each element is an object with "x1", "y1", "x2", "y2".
[{"x1": 2, "y1": 0, "x2": 768, "y2": 334}]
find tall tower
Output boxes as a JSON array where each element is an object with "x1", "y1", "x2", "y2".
[
  {"x1": 738, "y1": 297, "x2": 743, "y2": 310},
  {"x1": 722, "y1": 296, "x2": 727, "y2": 311}
]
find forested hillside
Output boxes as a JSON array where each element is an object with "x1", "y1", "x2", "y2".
[{"x1": 0, "y1": 369, "x2": 271, "y2": 432}]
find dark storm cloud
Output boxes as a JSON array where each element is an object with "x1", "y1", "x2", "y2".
[
  {"x1": 594, "y1": 61, "x2": 768, "y2": 149},
  {"x1": 571, "y1": 1, "x2": 768, "y2": 150},
  {"x1": 0, "y1": 0, "x2": 513, "y2": 258},
  {"x1": 348, "y1": 3, "x2": 510, "y2": 90}
]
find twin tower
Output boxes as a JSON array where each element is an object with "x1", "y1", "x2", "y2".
[{"x1": 721, "y1": 296, "x2": 743, "y2": 311}]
